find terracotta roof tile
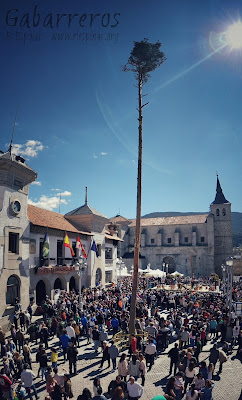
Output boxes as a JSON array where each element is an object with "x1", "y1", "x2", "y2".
[
  {"x1": 129, "y1": 214, "x2": 209, "y2": 227},
  {"x1": 27, "y1": 204, "x2": 92, "y2": 235}
]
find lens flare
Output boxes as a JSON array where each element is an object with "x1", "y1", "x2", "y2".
[{"x1": 225, "y1": 20, "x2": 242, "y2": 49}]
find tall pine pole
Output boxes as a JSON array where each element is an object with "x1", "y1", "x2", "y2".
[{"x1": 123, "y1": 39, "x2": 166, "y2": 334}]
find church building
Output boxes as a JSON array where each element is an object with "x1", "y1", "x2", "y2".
[{"x1": 111, "y1": 177, "x2": 233, "y2": 277}]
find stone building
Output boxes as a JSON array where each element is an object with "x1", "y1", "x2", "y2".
[
  {"x1": 111, "y1": 177, "x2": 233, "y2": 277},
  {"x1": 0, "y1": 150, "x2": 37, "y2": 329},
  {"x1": 0, "y1": 150, "x2": 121, "y2": 329}
]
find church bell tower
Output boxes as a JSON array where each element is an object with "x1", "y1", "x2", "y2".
[{"x1": 210, "y1": 176, "x2": 233, "y2": 276}]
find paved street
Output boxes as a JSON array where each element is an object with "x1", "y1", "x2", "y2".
[{"x1": 8, "y1": 324, "x2": 241, "y2": 400}]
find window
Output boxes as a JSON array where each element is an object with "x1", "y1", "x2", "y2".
[
  {"x1": 184, "y1": 237, "x2": 188, "y2": 243},
  {"x1": 201, "y1": 236, "x2": 205, "y2": 243},
  {"x1": 105, "y1": 247, "x2": 112, "y2": 260},
  {"x1": 216, "y1": 209, "x2": 220, "y2": 216},
  {"x1": 151, "y1": 238, "x2": 155, "y2": 244},
  {"x1": 96, "y1": 268, "x2": 102, "y2": 284},
  {"x1": 9, "y1": 233, "x2": 19, "y2": 254},
  {"x1": 57, "y1": 240, "x2": 63, "y2": 265},
  {"x1": 6, "y1": 275, "x2": 20, "y2": 305},
  {"x1": 167, "y1": 238, "x2": 171, "y2": 244},
  {"x1": 222, "y1": 208, "x2": 226, "y2": 216}
]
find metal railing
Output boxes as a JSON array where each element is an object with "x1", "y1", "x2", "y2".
[{"x1": 113, "y1": 329, "x2": 149, "y2": 351}]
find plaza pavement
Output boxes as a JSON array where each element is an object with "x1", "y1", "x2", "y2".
[{"x1": 8, "y1": 314, "x2": 241, "y2": 400}]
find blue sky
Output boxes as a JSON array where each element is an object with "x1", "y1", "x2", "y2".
[{"x1": 1, "y1": 0, "x2": 242, "y2": 219}]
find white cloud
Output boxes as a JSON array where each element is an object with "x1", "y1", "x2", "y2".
[
  {"x1": 12, "y1": 140, "x2": 44, "y2": 158},
  {"x1": 28, "y1": 195, "x2": 68, "y2": 211},
  {"x1": 57, "y1": 191, "x2": 72, "y2": 197},
  {"x1": 100, "y1": 152, "x2": 107, "y2": 156},
  {"x1": 31, "y1": 181, "x2": 41, "y2": 186},
  {"x1": 51, "y1": 188, "x2": 60, "y2": 191},
  {"x1": 93, "y1": 153, "x2": 98, "y2": 159}
]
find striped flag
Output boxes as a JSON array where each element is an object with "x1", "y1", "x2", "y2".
[
  {"x1": 64, "y1": 233, "x2": 75, "y2": 257},
  {"x1": 76, "y1": 236, "x2": 87, "y2": 258}
]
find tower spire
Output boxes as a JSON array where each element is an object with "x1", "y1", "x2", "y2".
[
  {"x1": 85, "y1": 186, "x2": 88, "y2": 205},
  {"x1": 212, "y1": 175, "x2": 229, "y2": 204}
]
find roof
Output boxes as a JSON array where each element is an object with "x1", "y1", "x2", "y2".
[
  {"x1": 27, "y1": 204, "x2": 92, "y2": 235},
  {"x1": 129, "y1": 214, "x2": 209, "y2": 227},
  {"x1": 105, "y1": 233, "x2": 123, "y2": 242},
  {"x1": 0, "y1": 151, "x2": 37, "y2": 174},
  {"x1": 110, "y1": 215, "x2": 131, "y2": 223},
  {"x1": 211, "y1": 176, "x2": 229, "y2": 205},
  {"x1": 65, "y1": 204, "x2": 108, "y2": 219}
]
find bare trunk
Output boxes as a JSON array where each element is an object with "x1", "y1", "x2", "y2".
[{"x1": 129, "y1": 69, "x2": 143, "y2": 335}]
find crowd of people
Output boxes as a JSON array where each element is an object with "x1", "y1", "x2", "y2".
[{"x1": 0, "y1": 275, "x2": 241, "y2": 400}]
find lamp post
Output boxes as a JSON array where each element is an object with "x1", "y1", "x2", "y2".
[
  {"x1": 221, "y1": 264, "x2": 226, "y2": 295},
  {"x1": 77, "y1": 256, "x2": 87, "y2": 309},
  {"x1": 226, "y1": 257, "x2": 234, "y2": 323},
  {"x1": 166, "y1": 263, "x2": 169, "y2": 275}
]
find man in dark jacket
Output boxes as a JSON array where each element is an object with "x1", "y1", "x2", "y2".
[
  {"x1": 168, "y1": 343, "x2": 179, "y2": 375},
  {"x1": 108, "y1": 375, "x2": 127, "y2": 397},
  {"x1": 209, "y1": 344, "x2": 219, "y2": 367},
  {"x1": 67, "y1": 342, "x2": 78, "y2": 375}
]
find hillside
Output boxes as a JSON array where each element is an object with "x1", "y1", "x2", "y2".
[{"x1": 142, "y1": 211, "x2": 242, "y2": 247}]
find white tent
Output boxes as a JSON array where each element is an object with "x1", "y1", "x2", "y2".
[
  {"x1": 170, "y1": 271, "x2": 184, "y2": 277},
  {"x1": 145, "y1": 269, "x2": 166, "y2": 278}
]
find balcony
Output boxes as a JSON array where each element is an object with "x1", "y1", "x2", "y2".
[{"x1": 33, "y1": 257, "x2": 79, "y2": 268}]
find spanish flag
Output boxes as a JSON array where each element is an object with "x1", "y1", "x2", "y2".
[{"x1": 64, "y1": 233, "x2": 75, "y2": 257}]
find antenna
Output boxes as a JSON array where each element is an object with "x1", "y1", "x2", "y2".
[
  {"x1": 85, "y1": 186, "x2": 88, "y2": 205},
  {"x1": 59, "y1": 193, "x2": 62, "y2": 213},
  {"x1": 9, "y1": 105, "x2": 19, "y2": 156}
]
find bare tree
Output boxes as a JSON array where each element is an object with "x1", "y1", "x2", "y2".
[{"x1": 123, "y1": 38, "x2": 166, "y2": 334}]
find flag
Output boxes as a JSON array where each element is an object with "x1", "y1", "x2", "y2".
[
  {"x1": 91, "y1": 239, "x2": 99, "y2": 258},
  {"x1": 42, "y1": 233, "x2": 50, "y2": 258},
  {"x1": 76, "y1": 236, "x2": 87, "y2": 258},
  {"x1": 64, "y1": 233, "x2": 75, "y2": 257}
]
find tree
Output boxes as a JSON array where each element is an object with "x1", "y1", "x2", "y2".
[{"x1": 123, "y1": 38, "x2": 166, "y2": 335}]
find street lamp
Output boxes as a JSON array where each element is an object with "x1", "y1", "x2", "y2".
[
  {"x1": 76, "y1": 256, "x2": 87, "y2": 308},
  {"x1": 226, "y1": 257, "x2": 234, "y2": 323},
  {"x1": 166, "y1": 263, "x2": 169, "y2": 275}
]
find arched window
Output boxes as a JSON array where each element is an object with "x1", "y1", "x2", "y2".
[
  {"x1": 6, "y1": 275, "x2": 20, "y2": 306},
  {"x1": 222, "y1": 208, "x2": 226, "y2": 216},
  {"x1": 216, "y1": 209, "x2": 220, "y2": 216},
  {"x1": 95, "y1": 268, "x2": 102, "y2": 285},
  {"x1": 54, "y1": 278, "x2": 63, "y2": 290}
]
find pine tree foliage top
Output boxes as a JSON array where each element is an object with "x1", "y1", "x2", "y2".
[{"x1": 123, "y1": 38, "x2": 166, "y2": 83}]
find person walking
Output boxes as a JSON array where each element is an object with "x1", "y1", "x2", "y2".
[
  {"x1": 108, "y1": 341, "x2": 119, "y2": 371},
  {"x1": 138, "y1": 354, "x2": 146, "y2": 387},
  {"x1": 21, "y1": 363, "x2": 39, "y2": 400},
  {"x1": 38, "y1": 349, "x2": 48, "y2": 381},
  {"x1": 144, "y1": 339, "x2": 156, "y2": 371},
  {"x1": 67, "y1": 342, "x2": 78, "y2": 375},
  {"x1": 59, "y1": 331, "x2": 71, "y2": 362},
  {"x1": 118, "y1": 354, "x2": 128, "y2": 382},
  {"x1": 92, "y1": 326, "x2": 100, "y2": 353},
  {"x1": 209, "y1": 344, "x2": 219, "y2": 369},
  {"x1": 100, "y1": 341, "x2": 111, "y2": 369},
  {"x1": 168, "y1": 343, "x2": 179, "y2": 376}
]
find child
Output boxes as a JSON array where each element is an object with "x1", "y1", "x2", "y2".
[{"x1": 50, "y1": 348, "x2": 58, "y2": 368}]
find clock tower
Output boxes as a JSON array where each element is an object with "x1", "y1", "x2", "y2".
[{"x1": 0, "y1": 149, "x2": 37, "y2": 329}]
